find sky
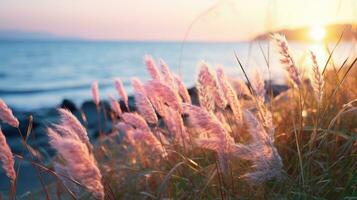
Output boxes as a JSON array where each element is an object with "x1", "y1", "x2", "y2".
[{"x1": 0, "y1": 0, "x2": 356, "y2": 41}]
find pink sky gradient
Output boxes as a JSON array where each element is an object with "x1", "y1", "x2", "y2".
[{"x1": 0, "y1": 0, "x2": 356, "y2": 41}]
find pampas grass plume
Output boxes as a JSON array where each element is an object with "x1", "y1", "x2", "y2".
[
  {"x1": 121, "y1": 112, "x2": 151, "y2": 132},
  {"x1": 109, "y1": 95, "x2": 122, "y2": 117},
  {"x1": 216, "y1": 67, "x2": 243, "y2": 122},
  {"x1": 48, "y1": 132, "x2": 104, "y2": 199},
  {"x1": 251, "y1": 70, "x2": 266, "y2": 102},
  {"x1": 0, "y1": 127, "x2": 16, "y2": 182},
  {"x1": 0, "y1": 98, "x2": 19, "y2": 128},
  {"x1": 133, "y1": 129, "x2": 167, "y2": 158},
  {"x1": 174, "y1": 75, "x2": 192, "y2": 103},
  {"x1": 91, "y1": 81, "x2": 100, "y2": 106},
  {"x1": 310, "y1": 50, "x2": 324, "y2": 103},
  {"x1": 114, "y1": 78, "x2": 129, "y2": 110},
  {"x1": 144, "y1": 54, "x2": 161, "y2": 80},
  {"x1": 159, "y1": 59, "x2": 176, "y2": 91},
  {"x1": 197, "y1": 63, "x2": 227, "y2": 111},
  {"x1": 57, "y1": 108, "x2": 92, "y2": 149},
  {"x1": 272, "y1": 34, "x2": 301, "y2": 87},
  {"x1": 230, "y1": 79, "x2": 252, "y2": 99},
  {"x1": 132, "y1": 78, "x2": 158, "y2": 124},
  {"x1": 145, "y1": 80, "x2": 182, "y2": 113}
]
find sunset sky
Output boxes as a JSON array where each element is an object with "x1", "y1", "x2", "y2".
[{"x1": 0, "y1": 0, "x2": 356, "y2": 41}]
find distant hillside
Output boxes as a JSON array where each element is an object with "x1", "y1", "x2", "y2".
[
  {"x1": 254, "y1": 24, "x2": 357, "y2": 41},
  {"x1": 0, "y1": 30, "x2": 81, "y2": 41}
]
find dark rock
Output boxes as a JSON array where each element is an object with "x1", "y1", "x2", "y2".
[
  {"x1": 1, "y1": 125, "x2": 18, "y2": 138},
  {"x1": 188, "y1": 87, "x2": 199, "y2": 105},
  {"x1": 81, "y1": 100, "x2": 97, "y2": 113},
  {"x1": 269, "y1": 84, "x2": 289, "y2": 97},
  {"x1": 120, "y1": 96, "x2": 136, "y2": 112},
  {"x1": 80, "y1": 100, "x2": 112, "y2": 136},
  {"x1": 59, "y1": 99, "x2": 77, "y2": 112}
]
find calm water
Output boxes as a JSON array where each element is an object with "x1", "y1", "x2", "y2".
[{"x1": 0, "y1": 40, "x2": 355, "y2": 110}]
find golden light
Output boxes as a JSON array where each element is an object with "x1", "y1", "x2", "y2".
[{"x1": 309, "y1": 26, "x2": 326, "y2": 41}]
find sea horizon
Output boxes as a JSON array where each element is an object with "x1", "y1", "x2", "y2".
[{"x1": 0, "y1": 39, "x2": 354, "y2": 110}]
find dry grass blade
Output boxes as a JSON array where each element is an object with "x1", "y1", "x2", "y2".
[
  {"x1": 234, "y1": 51, "x2": 254, "y2": 95},
  {"x1": 156, "y1": 161, "x2": 185, "y2": 198},
  {"x1": 199, "y1": 168, "x2": 218, "y2": 198},
  {"x1": 332, "y1": 57, "x2": 357, "y2": 96},
  {"x1": 321, "y1": 29, "x2": 345, "y2": 75},
  {"x1": 337, "y1": 56, "x2": 349, "y2": 74}
]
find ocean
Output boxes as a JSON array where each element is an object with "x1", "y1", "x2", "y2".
[{"x1": 0, "y1": 40, "x2": 355, "y2": 110}]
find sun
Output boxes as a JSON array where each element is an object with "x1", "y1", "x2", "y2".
[{"x1": 309, "y1": 26, "x2": 326, "y2": 41}]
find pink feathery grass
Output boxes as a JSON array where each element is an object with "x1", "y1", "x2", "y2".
[
  {"x1": 243, "y1": 110, "x2": 271, "y2": 143},
  {"x1": 159, "y1": 59, "x2": 176, "y2": 91},
  {"x1": 57, "y1": 108, "x2": 91, "y2": 149},
  {"x1": 182, "y1": 104, "x2": 232, "y2": 141},
  {"x1": 144, "y1": 54, "x2": 161, "y2": 80},
  {"x1": 91, "y1": 81, "x2": 100, "y2": 106},
  {"x1": 197, "y1": 64, "x2": 215, "y2": 111},
  {"x1": 195, "y1": 138, "x2": 230, "y2": 173},
  {"x1": 115, "y1": 122, "x2": 134, "y2": 133},
  {"x1": 197, "y1": 63, "x2": 227, "y2": 111},
  {"x1": 47, "y1": 128, "x2": 62, "y2": 147},
  {"x1": 144, "y1": 80, "x2": 182, "y2": 113},
  {"x1": 116, "y1": 116, "x2": 166, "y2": 158},
  {"x1": 215, "y1": 110, "x2": 232, "y2": 133},
  {"x1": 0, "y1": 98, "x2": 19, "y2": 128},
  {"x1": 162, "y1": 106, "x2": 190, "y2": 146},
  {"x1": 184, "y1": 103, "x2": 233, "y2": 172},
  {"x1": 132, "y1": 78, "x2": 158, "y2": 124},
  {"x1": 230, "y1": 142, "x2": 283, "y2": 183},
  {"x1": 310, "y1": 51, "x2": 324, "y2": 103},
  {"x1": 216, "y1": 67, "x2": 243, "y2": 123},
  {"x1": 229, "y1": 110, "x2": 283, "y2": 183},
  {"x1": 173, "y1": 75, "x2": 191, "y2": 104},
  {"x1": 251, "y1": 70, "x2": 266, "y2": 102},
  {"x1": 155, "y1": 130, "x2": 170, "y2": 146},
  {"x1": 272, "y1": 34, "x2": 301, "y2": 87},
  {"x1": 230, "y1": 79, "x2": 252, "y2": 99},
  {"x1": 183, "y1": 103, "x2": 234, "y2": 172},
  {"x1": 0, "y1": 127, "x2": 16, "y2": 182},
  {"x1": 115, "y1": 122, "x2": 133, "y2": 133},
  {"x1": 114, "y1": 78, "x2": 129, "y2": 110},
  {"x1": 143, "y1": 92, "x2": 165, "y2": 117},
  {"x1": 109, "y1": 95, "x2": 122, "y2": 117},
  {"x1": 133, "y1": 129, "x2": 167, "y2": 158},
  {"x1": 260, "y1": 108, "x2": 275, "y2": 142},
  {"x1": 121, "y1": 112, "x2": 151, "y2": 132},
  {"x1": 48, "y1": 129, "x2": 104, "y2": 199},
  {"x1": 52, "y1": 124, "x2": 80, "y2": 141},
  {"x1": 115, "y1": 122, "x2": 136, "y2": 145}
]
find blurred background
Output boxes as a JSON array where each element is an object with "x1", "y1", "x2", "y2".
[{"x1": 0, "y1": 0, "x2": 356, "y2": 110}]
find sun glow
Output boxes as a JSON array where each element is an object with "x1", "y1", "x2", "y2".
[{"x1": 309, "y1": 26, "x2": 326, "y2": 41}]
